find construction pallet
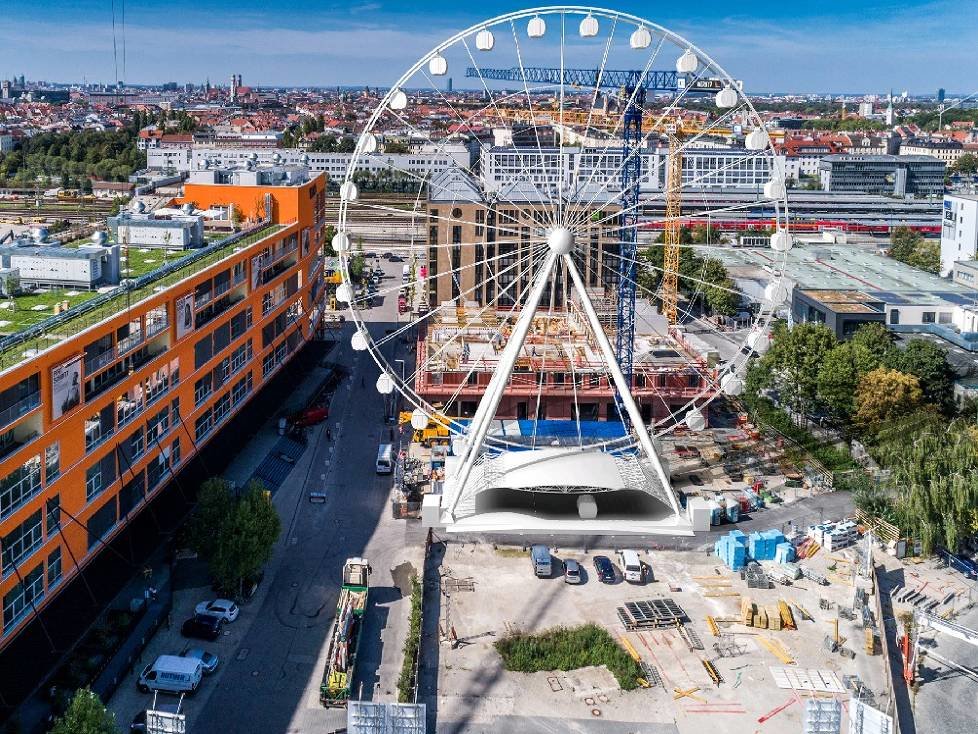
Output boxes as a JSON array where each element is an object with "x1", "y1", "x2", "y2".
[
  {"x1": 679, "y1": 624, "x2": 704, "y2": 651},
  {"x1": 641, "y1": 662, "x2": 663, "y2": 688},
  {"x1": 618, "y1": 598, "x2": 689, "y2": 629}
]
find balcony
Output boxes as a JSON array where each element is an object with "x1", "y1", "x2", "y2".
[
  {"x1": 0, "y1": 391, "x2": 41, "y2": 431},
  {"x1": 85, "y1": 347, "x2": 118, "y2": 374}
]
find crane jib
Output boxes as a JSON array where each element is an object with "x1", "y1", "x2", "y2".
[{"x1": 465, "y1": 67, "x2": 680, "y2": 92}]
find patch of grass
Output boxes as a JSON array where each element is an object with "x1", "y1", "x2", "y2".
[
  {"x1": 494, "y1": 623, "x2": 643, "y2": 691},
  {"x1": 396, "y1": 574, "x2": 423, "y2": 703},
  {"x1": 493, "y1": 547, "x2": 528, "y2": 558}
]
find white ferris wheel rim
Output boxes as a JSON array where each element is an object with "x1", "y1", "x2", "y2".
[{"x1": 336, "y1": 5, "x2": 789, "y2": 450}]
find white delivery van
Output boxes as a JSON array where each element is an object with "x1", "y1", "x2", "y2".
[
  {"x1": 530, "y1": 545, "x2": 552, "y2": 578},
  {"x1": 376, "y1": 443, "x2": 394, "y2": 475},
  {"x1": 137, "y1": 655, "x2": 203, "y2": 694},
  {"x1": 618, "y1": 549, "x2": 644, "y2": 583},
  {"x1": 401, "y1": 264, "x2": 411, "y2": 282}
]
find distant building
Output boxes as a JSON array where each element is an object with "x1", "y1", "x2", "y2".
[
  {"x1": 951, "y1": 259, "x2": 978, "y2": 290},
  {"x1": 818, "y1": 154, "x2": 945, "y2": 197},
  {"x1": 940, "y1": 194, "x2": 978, "y2": 275},
  {"x1": 148, "y1": 145, "x2": 471, "y2": 181},
  {"x1": 0, "y1": 134, "x2": 15, "y2": 153},
  {"x1": 791, "y1": 289, "x2": 885, "y2": 339},
  {"x1": 900, "y1": 138, "x2": 965, "y2": 165},
  {"x1": 0, "y1": 236, "x2": 120, "y2": 290},
  {"x1": 107, "y1": 212, "x2": 205, "y2": 249},
  {"x1": 91, "y1": 180, "x2": 136, "y2": 198}
]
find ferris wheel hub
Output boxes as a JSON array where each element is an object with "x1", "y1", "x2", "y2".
[{"x1": 547, "y1": 227, "x2": 575, "y2": 255}]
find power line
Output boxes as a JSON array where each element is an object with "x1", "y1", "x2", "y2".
[{"x1": 110, "y1": 0, "x2": 119, "y2": 86}]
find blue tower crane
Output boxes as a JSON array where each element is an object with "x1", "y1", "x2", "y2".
[{"x1": 465, "y1": 66, "x2": 681, "y2": 421}]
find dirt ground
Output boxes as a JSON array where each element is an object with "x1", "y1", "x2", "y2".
[{"x1": 433, "y1": 537, "x2": 891, "y2": 733}]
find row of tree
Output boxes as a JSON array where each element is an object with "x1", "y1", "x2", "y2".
[
  {"x1": 0, "y1": 128, "x2": 145, "y2": 186},
  {"x1": 743, "y1": 320, "x2": 976, "y2": 553},
  {"x1": 638, "y1": 224, "x2": 740, "y2": 316}
]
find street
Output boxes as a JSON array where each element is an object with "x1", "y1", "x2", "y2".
[{"x1": 109, "y1": 256, "x2": 425, "y2": 733}]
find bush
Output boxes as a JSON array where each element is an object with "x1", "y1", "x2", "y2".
[
  {"x1": 744, "y1": 396, "x2": 857, "y2": 472},
  {"x1": 396, "y1": 575, "x2": 423, "y2": 703},
  {"x1": 494, "y1": 623, "x2": 643, "y2": 690}
]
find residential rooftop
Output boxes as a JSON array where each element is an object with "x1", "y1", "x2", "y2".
[{"x1": 0, "y1": 222, "x2": 283, "y2": 372}]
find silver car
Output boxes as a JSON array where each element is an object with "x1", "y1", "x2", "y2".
[
  {"x1": 181, "y1": 648, "x2": 219, "y2": 674},
  {"x1": 564, "y1": 559, "x2": 583, "y2": 585}
]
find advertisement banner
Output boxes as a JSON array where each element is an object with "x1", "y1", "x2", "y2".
[
  {"x1": 51, "y1": 356, "x2": 82, "y2": 420},
  {"x1": 251, "y1": 255, "x2": 262, "y2": 290},
  {"x1": 176, "y1": 293, "x2": 194, "y2": 339}
]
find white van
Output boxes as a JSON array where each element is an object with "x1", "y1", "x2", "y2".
[
  {"x1": 530, "y1": 545, "x2": 552, "y2": 578},
  {"x1": 376, "y1": 443, "x2": 394, "y2": 475},
  {"x1": 618, "y1": 549, "x2": 644, "y2": 584},
  {"x1": 137, "y1": 655, "x2": 203, "y2": 694}
]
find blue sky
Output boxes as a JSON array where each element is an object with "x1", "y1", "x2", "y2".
[{"x1": 1, "y1": 1, "x2": 975, "y2": 93}]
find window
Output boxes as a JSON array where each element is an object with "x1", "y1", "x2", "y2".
[
  {"x1": 0, "y1": 455, "x2": 42, "y2": 520},
  {"x1": 939, "y1": 312, "x2": 952, "y2": 324},
  {"x1": 85, "y1": 453, "x2": 117, "y2": 502},
  {"x1": 119, "y1": 473, "x2": 145, "y2": 518},
  {"x1": 147, "y1": 407, "x2": 170, "y2": 443},
  {"x1": 195, "y1": 410, "x2": 214, "y2": 441},
  {"x1": 47, "y1": 547, "x2": 62, "y2": 588},
  {"x1": 45, "y1": 496, "x2": 60, "y2": 534},
  {"x1": 2, "y1": 562, "x2": 43, "y2": 630},
  {"x1": 890, "y1": 309, "x2": 900, "y2": 325},
  {"x1": 922, "y1": 311, "x2": 936, "y2": 324},
  {"x1": 86, "y1": 498, "x2": 118, "y2": 550},
  {"x1": 44, "y1": 443, "x2": 60, "y2": 484},
  {"x1": 194, "y1": 336, "x2": 213, "y2": 370},
  {"x1": 1, "y1": 510, "x2": 43, "y2": 575},
  {"x1": 194, "y1": 375, "x2": 213, "y2": 407}
]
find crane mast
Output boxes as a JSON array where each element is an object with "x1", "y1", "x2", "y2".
[{"x1": 662, "y1": 130, "x2": 684, "y2": 325}]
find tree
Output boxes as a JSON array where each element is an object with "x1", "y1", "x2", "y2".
[
  {"x1": 848, "y1": 322, "x2": 895, "y2": 363},
  {"x1": 324, "y1": 224, "x2": 337, "y2": 256},
  {"x1": 764, "y1": 322, "x2": 838, "y2": 417},
  {"x1": 817, "y1": 340, "x2": 882, "y2": 420},
  {"x1": 188, "y1": 479, "x2": 281, "y2": 596},
  {"x1": 50, "y1": 688, "x2": 117, "y2": 734},
  {"x1": 889, "y1": 226, "x2": 939, "y2": 273},
  {"x1": 889, "y1": 226, "x2": 922, "y2": 262},
  {"x1": 952, "y1": 152, "x2": 978, "y2": 175},
  {"x1": 884, "y1": 339, "x2": 954, "y2": 411},
  {"x1": 853, "y1": 367, "x2": 922, "y2": 433}
]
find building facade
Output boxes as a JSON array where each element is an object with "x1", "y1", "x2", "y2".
[
  {"x1": 940, "y1": 194, "x2": 978, "y2": 276},
  {"x1": 0, "y1": 172, "x2": 326, "y2": 649},
  {"x1": 818, "y1": 155, "x2": 945, "y2": 197}
]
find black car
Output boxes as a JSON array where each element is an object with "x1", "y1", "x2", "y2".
[
  {"x1": 181, "y1": 613, "x2": 223, "y2": 641},
  {"x1": 592, "y1": 555, "x2": 615, "y2": 583}
]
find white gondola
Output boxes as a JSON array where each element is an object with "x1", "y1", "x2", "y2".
[
  {"x1": 677, "y1": 49, "x2": 698, "y2": 73},
  {"x1": 476, "y1": 28, "x2": 495, "y2": 50},
  {"x1": 429, "y1": 53, "x2": 448, "y2": 76},
  {"x1": 527, "y1": 15, "x2": 546, "y2": 38},
  {"x1": 630, "y1": 26, "x2": 652, "y2": 49},
  {"x1": 579, "y1": 13, "x2": 598, "y2": 37}
]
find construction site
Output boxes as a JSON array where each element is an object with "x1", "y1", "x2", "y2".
[{"x1": 428, "y1": 532, "x2": 906, "y2": 733}]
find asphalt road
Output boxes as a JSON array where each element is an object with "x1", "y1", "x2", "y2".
[{"x1": 137, "y1": 256, "x2": 425, "y2": 734}]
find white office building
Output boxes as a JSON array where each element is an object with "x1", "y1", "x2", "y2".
[
  {"x1": 107, "y1": 213, "x2": 205, "y2": 249},
  {"x1": 148, "y1": 144, "x2": 470, "y2": 180},
  {"x1": 480, "y1": 146, "x2": 784, "y2": 195},
  {"x1": 940, "y1": 194, "x2": 978, "y2": 276}
]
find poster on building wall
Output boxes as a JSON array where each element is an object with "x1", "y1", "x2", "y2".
[
  {"x1": 301, "y1": 228, "x2": 310, "y2": 256},
  {"x1": 51, "y1": 356, "x2": 82, "y2": 420},
  {"x1": 176, "y1": 293, "x2": 194, "y2": 339},
  {"x1": 251, "y1": 255, "x2": 262, "y2": 290}
]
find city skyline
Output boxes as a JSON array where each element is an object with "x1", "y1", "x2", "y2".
[{"x1": 1, "y1": 0, "x2": 976, "y2": 93}]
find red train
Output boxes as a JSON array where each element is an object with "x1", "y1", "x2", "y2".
[{"x1": 640, "y1": 218, "x2": 941, "y2": 236}]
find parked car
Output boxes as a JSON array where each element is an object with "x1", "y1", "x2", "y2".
[
  {"x1": 563, "y1": 559, "x2": 583, "y2": 584},
  {"x1": 181, "y1": 648, "x2": 219, "y2": 674},
  {"x1": 592, "y1": 555, "x2": 615, "y2": 583},
  {"x1": 181, "y1": 614, "x2": 223, "y2": 641},
  {"x1": 195, "y1": 599, "x2": 239, "y2": 622}
]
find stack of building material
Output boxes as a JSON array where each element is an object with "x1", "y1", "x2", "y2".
[
  {"x1": 807, "y1": 521, "x2": 858, "y2": 552},
  {"x1": 714, "y1": 530, "x2": 748, "y2": 570},
  {"x1": 748, "y1": 530, "x2": 787, "y2": 561},
  {"x1": 774, "y1": 542, "x2": 795, "y2": 564}
]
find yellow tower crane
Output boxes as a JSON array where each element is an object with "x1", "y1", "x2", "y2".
[{"x1": 661, "y1": 125, "x2": 685, "y2": 325}]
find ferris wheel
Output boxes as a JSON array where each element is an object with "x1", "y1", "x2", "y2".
[{"x1": 332, "y1": 6, "x2": 790, "y2": 529}]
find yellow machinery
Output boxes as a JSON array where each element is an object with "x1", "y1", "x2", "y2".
[
  {"x1": 661, "y1": 126, "x2": 684, "y2": 325},
  {"x1": 399, "y1": 411, "x2": 451, "y2": 446}
]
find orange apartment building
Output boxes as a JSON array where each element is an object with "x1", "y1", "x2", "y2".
[{"x1": 0, "y1": 167, "x2": 327, "y2": 649}]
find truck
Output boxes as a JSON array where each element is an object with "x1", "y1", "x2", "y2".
[
  {"x1": 398, "y1": 410, "x2": 451, "y2": 446},
  {"x1": 320, "y1": 557, "x2": 371, "y2": 707}
]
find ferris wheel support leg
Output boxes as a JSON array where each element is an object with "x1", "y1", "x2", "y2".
[
  {"x1": 562, "y1": 255, "x2": 681, "y2": 517},
  {"x1": 445, "y1": 249, "x2": 559, "y2": 523}
]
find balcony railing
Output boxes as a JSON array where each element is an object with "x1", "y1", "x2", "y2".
[{"x1": 0, "y1": 391, "x2": 41, "y2": 430}]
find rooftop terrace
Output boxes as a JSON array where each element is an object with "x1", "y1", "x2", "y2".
[{"x1": 0, "y1": 222, "x2": 283, "y2": 373}]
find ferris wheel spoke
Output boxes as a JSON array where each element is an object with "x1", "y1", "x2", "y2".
[
  {"x1": 566, "y1": 60, "x2": 735, "y2": 231},
  {"x1": 507, "y1": 19, "x2": 561, "y2": 229},
  {"x1": 402, "y1": 244, "x2": 549, "y2": 389},
  {"x1": 565, "y1": 101, "x2": 751, "y2": 231},
  {"x1": 459, "y1": 35, "x2": 562, "y2": 230},
  {"x1": 563, "y1": 32, "x2": 667, "y2": 230},
  {"x1": 436, "y1": 247, "x2": 552, "y2": 423},
  {"x1": 584, "y1": 144, "x2": 778, "y2": 235}
]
